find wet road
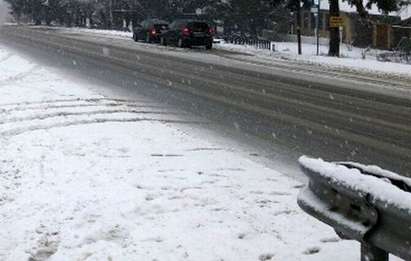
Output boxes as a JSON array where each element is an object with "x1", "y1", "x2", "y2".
[{"x1": 1, "y1": 25, "x2": 411, "y2": 177}]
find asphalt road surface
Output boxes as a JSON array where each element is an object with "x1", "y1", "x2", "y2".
[{"x1": 1, "y1": 25, "x2": 411, "y2": 177}]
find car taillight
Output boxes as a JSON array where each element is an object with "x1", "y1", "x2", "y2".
[
  {"x1": 182, "y1": 27, "x2": 191, "y2": 36},
  {"x1": 208, "y1": 28, "x2": 214, "y2": 35},
  {"x1": 151, "y1": 28, "x2": 157, "y2": 35}
]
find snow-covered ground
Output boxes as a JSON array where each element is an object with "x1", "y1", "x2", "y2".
[
  {"x1": 215, "y1": 41, "x2": 411, "y2": 77},
  {"x1": 0, "y1": 43, "x2": 364, "y2": 261}
]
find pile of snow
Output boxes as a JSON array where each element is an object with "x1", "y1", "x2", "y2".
[{"x1": 0, "y1": 43, "x2": 362, "y2": 260}]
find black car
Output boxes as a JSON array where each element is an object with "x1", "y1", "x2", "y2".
[
  {"x1": 160, "y1": 20, "x2": 213, "y2": 49},
  {"x1": 132, "y1": 19, "x2": 169, "y2": 43}
]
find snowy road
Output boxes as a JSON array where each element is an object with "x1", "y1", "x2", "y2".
[
  {"x1": 0, "y1": 42, "x2": 365, "y2": 260},
  {"x1": 1, "y1": 25, "x2": 410, "y2": 177}
]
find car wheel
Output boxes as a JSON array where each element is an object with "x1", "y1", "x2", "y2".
[
  {"x1": 206, "y1": 42, "x2": 213, "y2": 50},
  {"x1": 177, "y1": 38, "x2": 185, "y2": 48},
  {"x1": 133, "y1": 33, "x2": 138, "y2": 42}
]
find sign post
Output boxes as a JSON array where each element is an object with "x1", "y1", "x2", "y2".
[
  {"x1": 297, "y1": 1, "x2": 302, "y2": 55},
  {"x1": 329, "y1": 16, "x2": 344, "y2": 54},
  {"x1": 312, "y1": 0, "x2": 320, "y2": 56}
]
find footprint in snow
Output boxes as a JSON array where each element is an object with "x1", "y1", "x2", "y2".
[
  {"x1": 142, "y1": 237, "x2": 164, "y2": 243},
  {"x1": 250, "y1": 191, "x2": 265, "y2": 195},
  {"x1": 208, "y1": 173, "x2": 228, "y2": 178},
  {"x1": 237, "y1": 233, "x2": 246, "y2": 239},
  {"x1": 273, "y1": 210, "x2": 297, "y2": 216},
  {"x1": 200, "y1": 180, "x2": 218, "y2": 185},
  {"x1": 158, "y1": 169, "x2": 185, "y2": 173},
  {"x1": 211, "y1": 207, "x2": 227, "y2": 212},
  {"x1": 135, "y1": 184, "x2": 153, "y2": 190},
  {"x1": 256, "y1": 199, "x2": 280, "y2": 207},
  {"x1": 145, "y1": 194, "x2": 156, "y2": 201},
  {"x1": 151, "y1": 154, "x2": 184, "y2": 157},
  {"x1": 180, "y1": 186, "x2": 202, "y2": 193},
  {"x1": 168, "y1": 195, "x2": 183, "y2": 200},
  {"x1": 216, "y1": 168, "x2": 245, "y2": 172},
  {"x1": 29, "y1": 228, "x2": 60, "y2": 261},
  {"x1": 293, "y1": 184, "x2": 305, "y2": 189},
  {"x1": 320, "y1": 237, "x2": 340, "y2": 243},
  {"x1": 303, "y1": 247, "x2": 321, "y2": 255},
  {"x1": 160, "y1": 186, "x2": 177, "y2": 191},
  {"x1": 188, "y1": 147, "x2": 224, "y2": 152},
  {"x1": 259, "y1": 253, "x2": 274, "y2": 261},
  {"x1": 270, "y1": 191, "x2": 291, "y2": 196},
  {"x1": 117, "y1": 147, "x2": 129, "y2": 154}
]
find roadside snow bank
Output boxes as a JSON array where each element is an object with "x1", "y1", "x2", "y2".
[
  {"x1": 216, "y1": 41, "x2": 411, "y2": 78},
  {"x1": 67, "y1": 27, "x2": 133, "y2": 38}
]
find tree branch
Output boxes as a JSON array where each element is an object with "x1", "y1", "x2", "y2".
[{"x1": 350, "y1": 0, "x2": 369, "y2": 18}]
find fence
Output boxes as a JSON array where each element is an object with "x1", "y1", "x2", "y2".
[
  {"x1": 377, "y1": 37, "x2": 411, "y2": 64},
  {"x1": 222, "y1": 36, "x2": 273, "y2": 51},
  {"x1": 285, "y1": 34, "x2": 329, "y2": 46}
]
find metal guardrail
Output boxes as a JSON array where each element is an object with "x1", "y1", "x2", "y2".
[
  {"x1": 222, "y1": 36, "x2": 273, "y2": 51},
  {"x1": 297, "y1": 157, "x2": 411, "y2": 261},
  {"x1": 377, "y1": 37, "x2": 411, "y2": 64}
]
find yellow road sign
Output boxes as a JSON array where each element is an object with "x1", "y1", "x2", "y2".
[{"x1": 329, "y1": 16, "x2": 344, "y2": 28}]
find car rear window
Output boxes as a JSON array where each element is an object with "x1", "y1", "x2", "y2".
[{"x1": 188, "y1": 22, "x2": 209, "y2": 32}]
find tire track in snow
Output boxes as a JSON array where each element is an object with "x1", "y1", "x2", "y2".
[
  {"x1": 0, "y1": 97, "x2": 156, "y2": 108},
  {"x1": 0, "y1": 102, "x2": 164, "y2": 114},
  {"x1": 0, "y1": 117, "x2": 208, "y2": 137},
  {"x1": 0, "y1": 95, "x2": 194, "y2": 137},
  {"x1": 0, "y1": 109, "x2": 181, "y2": 125},
  {"x1": 0, "y1": 65, "x2": 41, "y2": 86}
]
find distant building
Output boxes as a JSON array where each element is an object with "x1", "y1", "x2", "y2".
[{"x1": 293, "y1": 0, "x2": 410, "y2": 50}]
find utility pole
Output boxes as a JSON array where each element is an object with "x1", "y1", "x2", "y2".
[
  {"x1": 316, "y1": 0, "x2": 320, "y2": 55},
  {"x1": 328, "y1": 0, "x2": 340, "y2": 56},
  {"x1": 296, "y1": 0, "x2": 302, "y2": 55}
]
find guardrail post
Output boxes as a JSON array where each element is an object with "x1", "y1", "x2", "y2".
[
  {"x1": 271, "y1": 42, "x2": 275, "y2": 52},
  {"x1": 361, "y1": 243, "x2": 388, "y2": 261}
]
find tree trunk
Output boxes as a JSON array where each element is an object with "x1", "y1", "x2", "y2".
[{"x1": 328, "y1": 0, "x2": 340, "y2": 57}]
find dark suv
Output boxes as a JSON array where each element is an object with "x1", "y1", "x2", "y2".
[
  {"x1": 132, "y1": 19, "x2": 169, "y2": 43},
  {"x1": 160, "y1": 20, "x2": 213, "y2": 49}
]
